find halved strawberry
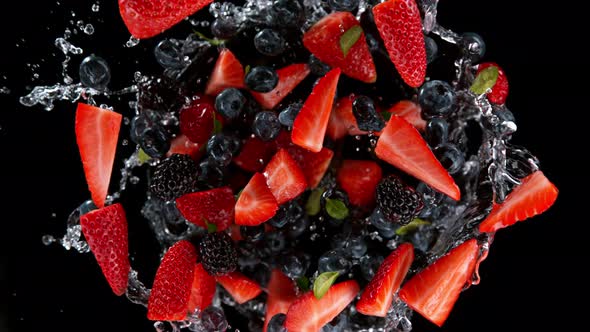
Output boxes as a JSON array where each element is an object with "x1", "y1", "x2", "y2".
[
  {"x1": 477, "y1": 62, "x2": 509, "y2": 104},
  {"x1": 233, "y1": 136, "x2": 277, "y2": 172},
  {"x1": 375, "y1": 115, "x2": 460, "y2": 200},
  {"x1": 303, "y1": 12, "x2": 376, "y2": 83},
  {"x1": 205, "y1": 49, "x2": 245, "y2": 96},
  {"x1": 292, "y1": 68, "x2": 341, "y2": 152},
  {"x1": 479, "y1": 171, "x2": 558, "y2": 233},
  {"x1": 215, "y1": 271, "x2": 263, "y2": 304},
  {"x1": 373, "y1": 0, "x2": 427, "y2": 87},
  {"x1": 336, "y1": 160, "x2": 383, "y2": 207},
  {"x1": 75, "y1": 103, "x2": 122, "y2": 208},
  {"x1": 288, "y1": 146, "x2": 334, "y2": 189},
  {"x1": 357, "y1": 243, "x2": 414, "y2": 317},
  {"x1": 179, "y1": 96, "x2": 215, "y2": 144},
  {"x1": 285, "y1": 280, "x2": 360, "y2": 332},
  {"x1": 264, "y1": 269, "x2": 297, "y2": 332},
  {"x1": 264, "y1": 149, "x2": 308, "y2": 205},
  {"x1": 176, "y1": 187, "x2": 235, "y2": 232},
  {"x1": 399, "y1": 239, "x2": 479, "y2": 327},
  {"x1": 119, "y1": 0, "x2": 213, "y2": 39},
  {"x1": 326, "y1": 102, "x2": 349, "y2": 141},
  {"x1": 251, "y1": 63, "x2": 310, "y2": 110},
  {"x1": 166, "y1": 134, "x2": 204, "y2": 162},
  {"x1": 80, "y1": 203, "x2": 130, "y2": 296},
  {"x1": 385, "y1": 100, "x2": 426, "y2": 132},
  {"x1": 187, "y1": 263, "x2": 216, "y2": 313},
  {"x1": 235, "y1": 173, "x2": 279, "y2": 226},
  {"x1": 148, "y1": 240, "x2": 197, "y2": 321}
]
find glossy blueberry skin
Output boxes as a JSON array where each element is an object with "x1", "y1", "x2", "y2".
[
  {"x1": 264, "y1": 0, "x2": 304, "y2": 27},
  {"x1": 211, "y1": 18, "x2": 239, "y2": 39},
  {"x1": 254, "y1": 29, "x2": 286, "y2": 56},
  {"x1": 418, "y1": 80, "x2": 456, "y2": 118},
  {"x1": 245, "y1": 66, "x2": 279, "y2": 93},
  {"x1": 252, "y1": 111, "x2": 281, "y2": 141},
  {"x1": 461, "y1": 32, "x2": 486, "y2": 63},
  {"x1": 425, "y1": 117, "x2": 449, "y2": 147},
  {"x1": 267, "y1": 313, "x2": 287, "y2": 332},
  {"x1": 308, "y1": 55, "x2": 331, "y2": 76},
  {"x1": 424, "y1": 36, "x2": 438, "y2": 64},
  {"x1": 328, "y1": 0, "x2": 358, "y2": 12},
  {"x1": 215, "y1": 88, "x2": 246, "y2": 120},
  {"x1": 435, "y1": 144, "x2": 465, "y2": 174},
  {"x1": 278, "y1": 102, "x2": 302, "y2": 127},
  {"x1": 352, "y1": 95, "x2": 385, "y2": 131}
]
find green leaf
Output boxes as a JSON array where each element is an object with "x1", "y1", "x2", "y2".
[
  {"x1": 339, "y1": 25, "x2": 363, "y2": 58},
  {"x1": 244, "y1": 65, "x2": 251, "y2": 76},
  {"x1": 381, "y1": 111, "x2": 393, "y2": 121},
  {"x1": 213, "y1": 115, "x2": 223, "y2": 134},
  {"x1": 203, "y1": 218, "x2": 218, "y2": 233},
  {"x1": 305, "y1": 188, "x2": 324, "y2": 216},
  {"x1": 296, "y1": 276, "x2": 310, "y2": 291},
  {"x1": 325, "y1": 198, "x2": 349, "y2": 220},
  {"x1": 313, "y1": 271, "x2": 339, "y2": 299},
  {"x1": 138, "y1": 148, "x2": 151, "y2": 164},
  {"x1": 395, "y1": 218, "x2": 431, "y2": 236},
  {"x1": 470, "y1": 66, "x2": 499, "y2": 95},
  {"x1": 193, "y1": 31, "x2": 225, "y2": 46}
]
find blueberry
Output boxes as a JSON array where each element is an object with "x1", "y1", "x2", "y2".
[
  {"x1": 254, "y1": 29, "x2": 286, "y2": 56},
  {"x1": 285, "y1": 216, "x2": 309, "y2": 239},
  {"x1": 328, "y1": 0, "x2": 358, "y2": 11},
  {"x1": 79, "y1": 55, "x2": 110, "y2": 90},
  {"x1": 278, "y1": 102, "x2": 302, "y2": 127},
  {"x1": 211, "y1": 18, "x2": 239, "y2": 39},
  {"x1": 434, "y1": 144, "x2": 465, "y2": 174},
  {"x1": 280, "y1": 254, "x2": 305, "y2": 278},
  {"x1": 318, "y1": 249, "x2": 351, "y2": 275},
  {"x1": 215, "y1": 88, "x2": 246, "y2": 120},
  {"x1": 352, "y1": 96, "x2": 385, "y2": 131},
  {"x1": 268, "y1": 205, "x2": 289, "y2": 228},
  {"x1": 265, "y1": 0, "x2": 303, "y2": 27},
  {"x1": 240, "y1": 225, "x2": 265, "y2": 242},
  {"x1": 206, "y1": 133, "x2": 234, "y2": 166},
  {"x1": 461, "y1": 32, "x2": 486, "y2": 63},
  {"x1": 245, "y1": 66, "x2": 279, "y2": 93},
  {"x1": 154, "y1": 39, "x2": 184, "y2": 70},
  {"x1": 265, "y1": 231, "x2": 286, "y2": 253},
  {"x1": 418, "y1": 80, "x2": 456, "y2": 118},
  {"x1": 198, "y1": 159, "x2": 225, "y2": 187},
  {"x1": 267, "y1": 313, "x2": 287, "y2": 332},
  {"x1": 200, "y1": 307, "x2": 228, "y2": 332},
  {"x1": 359, "y1": 254, "x2": 384, "y2": 281},
  {"x1": 308, "y1": 55, "x2": 330, "y2": 76},
  {"x1": 139, "y1": 126, "x2": 170, "y2": 159},
  {"x1": 347, "y1": 236, "x2": 367, "y2": 258},
  {"x1": 424, "y1": 36, "x2": 438, "y2": 64},
  {"x1": 252, "y1": 111, "x2": 281, "y2": 141},
  {"x1": 425, "y1": 117, "x2": 449, "y2": 147},
  {"x1": 369, "y1": 208, "x2": 397, "y2": 239},
  {"x1": 79, "y1": 200, "x2": 97, "y2": 215}
]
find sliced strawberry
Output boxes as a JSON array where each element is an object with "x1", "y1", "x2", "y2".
[
  {"x1": 263, "y1": 149, "x2": 308, "y2": 205},
  {"x1": 375, "y1": 115, "x2": 460, "y2": 200},
  {"x1": 385, "y1": 100, "x2": 426, "y2": 132},
  {"x1": 176, "y1": 187, "x2": 235, "y2": 232},
  {"x1": 336, "y1": 160, "x2": 383, "y2": 207},
  {"x1": 148, "y1": 240, "x2": 197, "y2": 321},
  {"x1": 216, "y1": 271, "x2": 263, "y2": 304},
  {"x1": 119, "y1": 0, "x2": 213, "y2": 39},
  {"x1": 251, "y1": 63, "x2": 310, "y2": 110},
  {"x1": 179, "y1": 96, "x2": 215, "y2": 144},
  {"x1": 477, "y1": 62, "x2": 509, "y2": 105},
  {"x1": 292, "y1": 68, "x2": 341, "y2": 152},
  {"x1": 326, "y1": 102, "x2": 349, "y2": 141},
  {"x1": 80, "y1": 203, "x2": 130, "y2": 296},
  {"x1": 373, "y1": 0, "x2": 427, "y2": 87},
  {"x1": 233, "y1": 136, "x2": 277, "y2": 172},
  {"x1": 264, "y1": 269, "x2": 297, "y2": 332},
  {"x1": 187, "y1": 263, "x2": 216, "y2": 313},
  {"x1": 205, "y1": 49, "x2": 245, "y2": 96},
  {"x1": 75, "y1": 103, "x2": 122, "y2": 208},
  {"x1": 334, "y1": 94, "x2": 366, "y2": 136},
  {"x1": 357, "y1": 243, "x2": 414, "y2": 317},
  {"x1": 479, "y1": 171, "x2": 558, "y2": 233},
  {"x1": 399, "y1": 239, "x2": 479, "y2": 327},
  {"x1": 303, "y1": 12, "x2": 376, "y2": 83},
  {"x1": 166, "y1": 134, "x2": 204, "y2": 162},
  {"x1": 285, "y1": 280, "x2": 360, "y2": 332},
  {"x1": 235, "y1": 173, "x2": 279, "y2": 226},
  {"x1": 288, "y1": 146, "x2": 334, "y2": 189}
]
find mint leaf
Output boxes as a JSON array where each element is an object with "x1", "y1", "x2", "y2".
[
  {"x1": 305, "y1": 188, "x2": 324, "y2": 216},
  {"x1": 193, "y1": 30, "x2": 225, "y2": 46},
  {"x1": 470, "y1": 66, "x2": 499, "y2": 95},
  {"x1": 138, "y1": 148, "x2": 151, "y2": 164},
  {"x1": 325, "y1": 198, "x2": 349, "y2": 220},
  {"x1": 339, "y1": 26, "x2": 362, "y2": 58},
  {"x1": 395, "y1": 218, "x2": 431, "y2": 236},
  {"x1": 296, "y1": 276, "x2": 310, "y2": 291},
  {"x1": 313, "y1": 271, "x2": 339, "y2": 299},
  {"x1": 203, "y1": 219, "x2": 217, "y2": 233},
  {"x1": 381, "y1": 111, "x2": 393, "y2": 121}
]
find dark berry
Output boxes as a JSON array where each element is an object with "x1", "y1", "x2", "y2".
[
  {"x1": 308, "y1": 55, "x2": 330, "y2": 76},
  {"x1": 418, "y1": 80, "x2": 456, "y2": 118},
  {"x1": 278, "y1": 102, "x2": 302, "y2": 127},
  {"x1": 154, "y1": 39, "x2": 184, "y2": 70},
  {"x1": 376, "y1": 176, "x2": 424, "y2": 225},
  {"x1": 264, "y1": 0, "x2": 304, "y2": 27},
  {"x1": 434, "y1": 144, "x2": 465, "y2": 174},
  {"x1": 352, "y1": 95, "x2": 385, "y2": 131},
  {"x1": 280, "y1": 254, "x2": 307, "y2": 278},
  {"x1": 179, "y1": 97, "x2": 215, "y2": 144},
  {"x1": 254, "y1": 29, "x2": 286, "y2": 56},
  {"x1": 150, "y1": 154, "x2": 199, "y2": 201},
  {"x1": 252, "y1": 111, "x2": 281, "y2": 141},
  {"x1": 199, "y1": 231, "x2": 238, "y2": 276},
  {"x1": 79, "y1": 55, "x2": 110, "y2": 91},
  {"x1": 215, "y1": 88, "x2": 246, "y2": 120},
  {"x1": 424, "y1": 36, "x2": 438, "y2": 64},
  {"x1": 137, "y1": 76, "x2": 187, "y2": 113},
  {"x1": 425, "y1": 117, "x2": 449, "y2": 147},
  {"x1": 245, "y1": 66, "x2": 279, "y2": 93},
  {"x1": 318, "y1": 249, "x2": 351, "y2": 274},
  {"x1": 267, "y1": 313, "x2": 287, "y2": 332},
  {"x1": 206, "y1": 133, "x2": 235, "y2": 167},
  {"x1": 328, "y1": 0, "x2": 358, "y2": 11},
  {"x1": 200, "y1": 306, "x2": 229, "y2": 331},
  {"x1": 131, "y1": 113, "x2": 171, "y2": 158},
  {"x1": 198, "y1": 159, "x2": 225, "y2": 188},
  {"x1": 240, "y1": 225, "x2": 265, "y2": 242},
  {"x1": 461, "y1": 32, "x2": 486, "y2": 63},
  {"x1": 264, "y1": 231, "x2": 286, "y2": 254},
  {"x1": 211, "y1": 18, "x2": 239, "y2": 39}
]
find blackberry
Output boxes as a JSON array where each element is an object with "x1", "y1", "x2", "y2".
[
  {"x1": 376, "y1": 176, "x2": 424, "y2": 225},
  {"x1": 149, "y1": 154, "x2": 199, "y2": 201},
  {"x1": 199, "y1": 232, "x2": 238, "y2": 276}
]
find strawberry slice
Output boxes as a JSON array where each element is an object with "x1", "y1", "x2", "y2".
[
  {"x1": 375, "y1": 115, "x2": 460, "y2": 200},
  {"x1": 187, "y1": 263, "x2": 216, "y2": 313},
  {"x1": 148, "y1": 240, "x2": 197, "y2": 321},
  {"x1": 233, "y1": 136, "x2": 277, "y2": 172},
  {"x1": 176, "y1": 187, "x2": 235, "y2": 232},
  {"x1": 75, "y1": 103, "x2": 122, "y2": 208},
  {"x1": 285, "y1": 280, "x2": 360, "y2": 332},
  {"x1": 216, "y1": 271, "x2": 263, "y2": 304},
  {"x1": 119, "y1": 0, "x2": 213, "y2": 39},
  {"x1": 166, "y1": 134, "x2": 204, "y2": 162},
  {"x1": 479, "y1": 171, "x2": 558, "y2": 233},
  {"x1": 235, "y1": 173, "x2": 279, "y2": 226},
  {"x1": 80, "y1": 203, "x2": 130, "y2": 296},
  {"x1": 373, "y1": 0, "x2": 427, "y2": 87},
  {"x1": 357, "y1": 243, "x2": 414, "y2": 317},
  {"x1": 292, "y1": 68, "x2": 341, "y2": 152},
  {"x1": 251, "y1": 63, "x2": 310, "y2": 110},
  {"x1": 288, "y1": 146, "x2": 334, "y2": 189},
  {"x1": 477, "y1": 62, "x2": 509, "y2": 105},
  {"x1": 385, "y1": 100, "x2": 426, "y2": 132},
  {"x1": 264, "y1": 269, "x2": 297, "y2": 332},
  {"x1": 264, "y1": 149, "x2": 308, "y2": 205},
  {"x1": 326, "y1": 102, "x2": 349, "y2": 141},
  {"x1": 399, "y1": 239, "x2": 479, "y2": 327},
  {"x1": 336, "y1": 160, "x2": 383, "y2": 207},
  {"x1": 303, "y1": 12, "x2": 376, "y2": 83},
  {"x1": 205, "y1": 49, "x2": 245, "y2": 96},
  {"x1": 179, "y1": 96, "x2": 215, "y2": 144}
]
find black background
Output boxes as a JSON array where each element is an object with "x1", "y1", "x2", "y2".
[{"x1": 0, "y1": 0, "x2": 586, "y2": 331}]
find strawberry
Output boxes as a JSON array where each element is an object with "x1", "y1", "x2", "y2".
[
  {"x1": 233, "y1": 136, "x2": 277, "y2": 172},
  {"x1": 375, "y1": 115, "x2": 460, "y2": 200},
  {"x1": 264, "y1": 149, "x2": 308, "y2": 205},
  {"x1": 303, "y1": 12, "x2": 376, "y2": 83},
  {"x1": 288, "y1": 146, "x2": 334, "y2": 189},
  {"x1": 205, "y1": 49, "x2": 245, "y2": 96},
  {"x1": 373, "y1": 0, "x2": 427, "y2": 87},
  {"x1": 285, "y1": 280, "x2": 360, "y2": 332},
  {"x1": 179, "y1": 96, "x2": 215, "y2": 144},
  {"x1": 334, "y1": 94, "x2": 366, "y2": 136},
  {"x1": 176, "y1": 187, "x2": 235, "y2": 232},
  {"x1": 399, "y1": 239, "x2": 479, "y2": 327},
  {"x1": 75, "y1": 103, "x2": 122, "y2": 208},
  {"x1": 477, "y1": 62, "x2": 509, "y2": 104},
  {"x1": 166, "y1": 134, "x2": 204, "y2": 162},
  {"x1": 292, "y1": 68, "x2": 341, "y2": 152},
  {"x1": 385, "y1": 100, "x2": 426, "y2": 132},
  {"x1": 215, "y1": 272, "x2": 263, "y2": 304},
  {"x1": 148, "y1": 240, "x2": 198, "y2": 321},
  {"x1": 479, "y1": 171, "x2": 558, "y2": 233},
  {"x1": 264, "y1": 269, "x2": 297, "y2": 332},
  {"x1": 187, "y1": 263, "x2": 216, "y2": 313},
  {"x1": 235, "y1": 173, "x2": 279, "y2": 226},
  {"x1": 336, "y1": 160, "x2": 383, "y2": 207},
  {"x1": 326, "y1": 101, "x2": 349, "y2": 141},
  {"x1": 251, "y1": 63, "x2": 310, "y2": 110},
  {"x1": 118, "y1": 0, "x2": 213, "y2": 39},
  {"x1": 357, "y1": 243, "x2": 414, "y2": 317},
  {"x1": 80, "y1": 203, "x2": 130, "y2": 296}
]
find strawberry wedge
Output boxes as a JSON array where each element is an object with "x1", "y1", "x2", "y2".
[
  {"x1": 264, "y1": 149, "x2": 308, "y2": 205},
  {"x1": 187, "y1": 263, "x2": 216, "y2": 313},
  {"x1": 235, "y1": 173, "x2": 279, "y2": 226},
  {"x1": 205, "y1": 49, "x2": 245, "y2": 96},
  {"x1": 75, "y1": 103, "x2": 122, "y2": 208},
  {"x1": 216, "y1": 272, "x2": 263, "y2": 304},
  {"x1": 264, "y1": 269, "x2": 297, "y2": 332},
  {"x1": 479, "y1": 171, "x2": 558, "y2": 233},
  {"x1": 252, "y1": 63, "x2": 310, "y2": 110},
  {"x1": 337, "y1": 160, "x2": 383, "y2": 207},
  {"x1": 385, "y1": 100, "x2": 426, "y2": 132},
  {"x1": 288, "y1": 146, "x2": 334, "y2": 189},
  {"x1": 176, "y1": 187, "x2": 235, "y2": 232}
]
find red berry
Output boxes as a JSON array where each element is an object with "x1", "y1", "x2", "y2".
[
  {"x1": 179, "y1": 96, "x2": 215, "y2": 144},
  {"x1": 235, "y1": 173, "x2": 279, "y2": 226},
  {"x1": 264, "y1": 149, "x2": 308, "y2": 205},
  {"x1": 264, "y1": 269, "x2": 297, "y2": 332},
  {"x1": 477, "y1": 62, "x2": 509, "y2": 104},
  {"x1": 205, "y1": 49, "x2": 245, "y2": 96},
  {"x1": 215, "y1": 272, "x2": 263, "y2": 304},
  {"x1": 337, "y1": 160, "x2": 383, "y2": 207},
  {"x1": 176, "y1": 187, "x2": 235, "y2": 232},
  {"x1": 251, "y1": 63, "x2": 310, "y2": 110},
  {"x1": 233, "y1": 136, "x2": 277, "y2": 173},
  {"x1": 187, "y1": 263, "x2": 216, "y2": 313}
]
